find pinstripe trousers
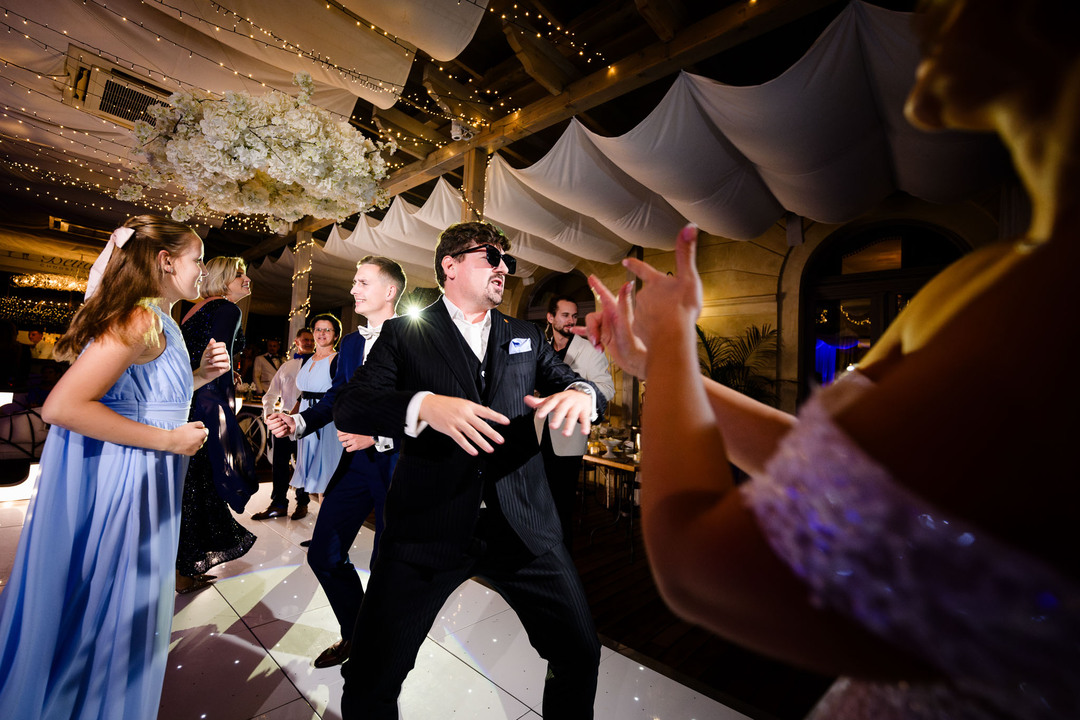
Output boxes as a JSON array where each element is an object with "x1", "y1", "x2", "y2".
[{"x1": 340, "y1": 507, "x2": 600, "y2": 719}]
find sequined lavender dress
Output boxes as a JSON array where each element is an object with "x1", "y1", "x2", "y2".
[
  {"x1": 176, "y1": 299, "x2": 255, "y2": 576},
  {"x1": 741, "y1": 372, "x2": 1080, "y2": 720},
  {"x1": 0, "y1": 304, "x2": 192, "y2": 720}
]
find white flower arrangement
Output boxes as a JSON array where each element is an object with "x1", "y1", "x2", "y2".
[{"x1": 118, "y1": 73, "x2": 395, "y2": 233}]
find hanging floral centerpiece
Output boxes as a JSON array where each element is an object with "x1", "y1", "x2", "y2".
[{"x1": 118, "y1": 73, "x2": 395, "y2": 233}]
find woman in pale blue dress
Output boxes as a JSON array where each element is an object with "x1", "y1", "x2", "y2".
[
  {"x1": 0, "y1": 215, "x2": 231, "y2": 720},
  {"x1": 290, "y1": 313, "x2": 343, "y2": 497}
]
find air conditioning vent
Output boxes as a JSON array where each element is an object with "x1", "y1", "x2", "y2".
[
  {"x1": 63, "y1": 46, "x2": 172, "y2": 128},
  {"x1": 49, "y1": 217, "x2": 113, "y2": 242}
]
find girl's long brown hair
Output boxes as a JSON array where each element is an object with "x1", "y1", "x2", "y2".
[{"x1": 54, "y1": 215, "x2": 198, "y2": 361}]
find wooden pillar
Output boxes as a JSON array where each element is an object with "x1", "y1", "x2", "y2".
[
  {"x1": 288, "y1": 230, "x2": 313, "y2": 341},
  {"x1": 461, "y1": 147, "x2": 487, "y2": 222}
]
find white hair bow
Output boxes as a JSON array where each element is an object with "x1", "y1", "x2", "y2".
[{"x1": 85, "y1": 226, "x2": 135, "y2": 300}]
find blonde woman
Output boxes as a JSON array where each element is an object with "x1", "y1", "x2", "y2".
[{"x1": 175, "y1": 256, "x2": 257, "y2": 593}]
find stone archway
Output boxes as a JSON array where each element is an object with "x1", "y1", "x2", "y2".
[{"x1": 776, "y1": 199, "x2": 997, "y2": 413}]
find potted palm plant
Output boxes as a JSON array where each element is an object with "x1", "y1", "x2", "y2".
[{"x1": 695, "y1": 324, "x2": 779, "y2": 406}]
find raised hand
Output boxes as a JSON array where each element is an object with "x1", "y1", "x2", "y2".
[
  {"x1": 170, "y1": 421, "x2": 209, "y2": 456},
  {"x1": 574, "y1": 275, "x2": 648, "y2": 378},
  {"x1": 524, "y1": 390, "x2": 594, "y2": 437},
  {"x1": 572, "y1": 224, "x2": 700, "y2": 378},
  {"x1": 267, "y1": 412, "x2": 296, "y2": 438},
  {"x1": 337, "y1": 431, "x2": 375, "y2": 452},
  {"x1": 622, "y1": 224, "x2": 702, "y2": 348},
  {"x1": 419, "y1": 394, "x2": 509, "y2": 456}
]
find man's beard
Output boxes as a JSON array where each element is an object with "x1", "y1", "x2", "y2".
[{"x1": 483, "y1": 282, "x2": 504, "y2": 307}]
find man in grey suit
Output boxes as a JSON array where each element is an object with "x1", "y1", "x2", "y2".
[
  {"x1": 333, "y1": 222, "x2": 604, "y2": 719},
  {"x1": 535, "y1": 296, "x2": 615, "y2": 550}
]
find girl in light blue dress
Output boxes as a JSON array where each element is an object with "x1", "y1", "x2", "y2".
[
  {"x1": 0, "y1": 215, "x2": 231, "y2": 720},
  {"x1": 290, "y1": 313, "x2": 343, "y2": 496}
]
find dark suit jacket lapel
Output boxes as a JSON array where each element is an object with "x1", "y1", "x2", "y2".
[
  {"x1": 425, "y1": 301, "x2": 483, "y2": 403},
  {"x1": 484, "y1": 309, "x2": 511, "y2": 402}
]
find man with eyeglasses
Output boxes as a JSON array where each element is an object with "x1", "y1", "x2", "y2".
[{"x1": 333, "y1": 222, "x2": 605, "y2": 719}]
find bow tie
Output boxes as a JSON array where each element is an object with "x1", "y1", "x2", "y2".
[{"x1": 357, "y1": 325, "x2": 380, "y2": 341}]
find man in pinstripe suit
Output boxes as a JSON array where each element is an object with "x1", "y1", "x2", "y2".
[{"x1": 333, "y1": 222, "x2": 605, "y2": 719}]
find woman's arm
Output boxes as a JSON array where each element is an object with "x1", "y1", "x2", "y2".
[
  {"x1": 41, "y1": 317, "x2": 209, "y2": 455},
  {"x1": 618, "y1": 227, "x2": 930, "y2": 678},
  {"x1": 700, "y1": 377, "x2": 794, "y2": 476}
]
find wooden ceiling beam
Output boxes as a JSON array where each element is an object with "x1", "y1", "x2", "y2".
[
  {"x1": 502, "y1": 18, "x2": 582, "y2": 95},
  {"x1": 373, "y1": 107, "x2": 444, "y2": 159},
  {"x1": 381, "y1": 0, "x2": 838, "y2": 198},
  {"x1": 421, "y1": 63, "x2": 497, "y2": 131},
  {"x1": 635, "y1": 0, "x2": 686, "y2": 42}
]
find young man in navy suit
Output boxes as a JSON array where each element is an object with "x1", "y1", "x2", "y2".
[
  {"x1": 268, "y1": 256, "x2": 406, "y2": 669},
  {"x1": 333, "y1": 222, "x2": 604, "y2": 719}
]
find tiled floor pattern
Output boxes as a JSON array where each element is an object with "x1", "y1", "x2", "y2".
[{"x1": 0, "y1": 471, "x2": 749, "y2": 720}]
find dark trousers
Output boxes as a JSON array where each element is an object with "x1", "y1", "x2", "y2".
[
  {"x1": 308, "y1": 449, "x2": 396, "y2": 638},
  {"x1": 540, "y1": 426, "x2": 584, "y2": 551},
  {"x1": 269, "y1": 434, "x2": 308, "y2": 509},
  {"x1": 340, "y1": 510, "x2": 600, "y2": 720}
]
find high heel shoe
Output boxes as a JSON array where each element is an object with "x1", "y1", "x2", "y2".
[{"x1": 176, "y1": 574, "x2": 215, "y2": 595}]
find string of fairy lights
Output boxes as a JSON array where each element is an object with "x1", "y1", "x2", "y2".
[
  {"x1": 0, "y1": 296, "x2": 78, "y2": 330},
  {"x1": 12, "y1": 273, "x2": 87, "y2": 293},
  {"x1": 816, "y1": 305, "x2": 873, "y2": 328},
  {"x1": 286, "y1": 233, "x2": 317, "y2": 322}
]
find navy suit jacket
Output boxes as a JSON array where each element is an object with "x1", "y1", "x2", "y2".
[
  {"x1": 333, "y1": 300, "x2": 606, "y2": 570},
  {"x1": 299, "y1": 330, "x2": 398, "y2": 452}
]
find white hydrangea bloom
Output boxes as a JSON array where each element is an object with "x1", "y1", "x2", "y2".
[{"x1": 118, "y1": 72, "x2": 394, "y2": 229}]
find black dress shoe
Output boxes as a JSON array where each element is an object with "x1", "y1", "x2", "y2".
[
  {"x1": 313, "y1": 639, "x2": 351, "y2": 668},
  {"x1": 291, "y1": 504, "x2": 308, "y2": 520},
  {"x1": 252, "y1": 506, "x2": 287, "y2": 520}
]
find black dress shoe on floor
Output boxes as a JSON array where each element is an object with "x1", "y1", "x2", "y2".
[
  {"x1": 252, "y1": 506, "x2": 287, "y2": 520},
  {"x1": 291, "y1": 504, "x2": 308, "y2": 520},
  {"x1": 313, "y1": 639, "x2": 351, "y2": 668}
]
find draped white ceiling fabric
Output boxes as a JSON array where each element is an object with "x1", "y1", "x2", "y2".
[
  {"x1": 487, "y1": 0, "x2": 1002, "y2": 248},
  {"x1": 248, "y1": 1, "x2": 1004, "y2": 314},
  {"x1": 339, "y1": 0, "x2": 490, "y2": 63}
]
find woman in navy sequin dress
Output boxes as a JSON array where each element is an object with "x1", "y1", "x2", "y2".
[{"x1": 175, "y1": 257, "x2": 257, "y2": 593}]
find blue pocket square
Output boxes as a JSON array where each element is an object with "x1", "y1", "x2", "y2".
[{"x1": 509, "y1": 337, "x2": 532, "y2": 354}]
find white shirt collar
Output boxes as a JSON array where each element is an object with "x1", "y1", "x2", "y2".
[{"x1": 442, "y1": 296, "x2": 491, "y2": 361}]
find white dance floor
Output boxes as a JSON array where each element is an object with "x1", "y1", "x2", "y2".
[{"x1": 1, "y1": 475, "x2": 748, "y2": 720}]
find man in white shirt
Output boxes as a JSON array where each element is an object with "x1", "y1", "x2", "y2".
[
  {"x1": 331, "y1": 223, "x2": 604, "y2": 720},
  {"x1": 535, "y1": 296, "x2": 614, "y2": 550},
  {"x1": 268, "y1": 256, "x2": 405, "y2": 669},
  {"x1": 252, "y1": 328, "x2": 314, "y2": 520},
  {"x1": 252, "y1": 338, "x2": 284, "y2": 394},
  {"x1": 25, "y1": 328, "x2": 53, "y2": 360}
]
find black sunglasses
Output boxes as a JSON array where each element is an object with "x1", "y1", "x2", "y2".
[{"x1": 451, "y1": 244, "x2": 516, "y2": 275}]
